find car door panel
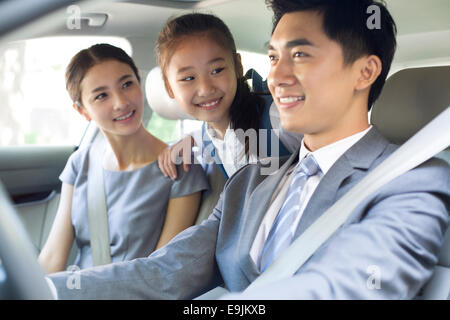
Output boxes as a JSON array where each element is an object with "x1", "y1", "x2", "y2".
[
  {"x1": 0, "y1": 146, "x2": 75, "y2": 199},
  {"x1": 0, "y1": 146, "x2": 75, "y2": 257}
]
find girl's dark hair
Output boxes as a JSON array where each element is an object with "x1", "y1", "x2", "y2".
[
  {"x1": 156, "y1": 13, "x2": 265, "y2": 158},
  {"x1": 66, "y1": 43, "x2": 140, "y2": 107},
  {"x1": 266, "y1": 0, "x2": 397, "y2": 110}
]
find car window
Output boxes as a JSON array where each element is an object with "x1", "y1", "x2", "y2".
[
  {"x1": 0, "y1": 36, "x2": 131, "y2": 147},
  {"x1": 239, "y1": 50, "x2": 270, "y2": 80}
]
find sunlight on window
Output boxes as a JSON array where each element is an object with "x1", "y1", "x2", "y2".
[
  {"x1": 146, "y1": 112, "x2": 181, "y2": 143},
  {"x1": 0, "y1": 36, "x2": 131, "y2": 146},
  {"x1": 239, "y1": 50, "x2": 270, "y2": 79}
]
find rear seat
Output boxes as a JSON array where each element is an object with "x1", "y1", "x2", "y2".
[{"x1": 371, "y1": 65, "x2": 450, "y2": 299}]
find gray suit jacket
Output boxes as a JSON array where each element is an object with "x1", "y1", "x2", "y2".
[{"x1": 50, "y1": 127, "x2": 450, "y2": 299}]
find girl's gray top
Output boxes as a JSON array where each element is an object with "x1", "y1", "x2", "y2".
[{"x1": 60, "y1": 146, "x2": 209, "y2": 269}]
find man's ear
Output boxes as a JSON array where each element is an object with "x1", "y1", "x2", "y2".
[
  {"x1": 234, "y1": 52, "x2": 244, "y2": 78},
  {"x1": 355, "y1": 55, "x2": 382, "y2": 91},
  {"x1": 72, "y1": 103, "x2": 91, "y2": 121}
]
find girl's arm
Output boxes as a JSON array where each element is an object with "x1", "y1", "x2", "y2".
[
  {"x1": 38, "y1": 183, "x2": 75, "y2": 273},
  {"x1": 158, "y1": 135, "x2": 195, "y2": 180},
  {"x1": 154, "y1": 192, "x2": 202, "y2": 250}
]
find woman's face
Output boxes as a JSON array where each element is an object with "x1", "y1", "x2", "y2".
[
  {"x1": 78, "y1": 59, "x2": 144, "y2": 137},
  {"x1": 165, "y1": 34, "x2": 240, "y2": 131}
]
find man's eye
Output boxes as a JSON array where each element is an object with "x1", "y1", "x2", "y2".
[
  {"x1": 294, "y1": 51, "x2": 308, "y2": 58},
  {"x1": 268, "y1": 55, "x2": 278, "y2": 63}
]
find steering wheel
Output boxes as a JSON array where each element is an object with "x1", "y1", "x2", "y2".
[{"x1": 0, "y1": 181, "x2": 53, "y2": 299}]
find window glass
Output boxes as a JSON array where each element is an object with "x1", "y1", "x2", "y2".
[
  {"x1": 0, "y1": 36, "x2": 131, "y2": 146},
  {"x1": 239, "y1": 50, "x2": 270, "y2": 79},
  {"x1": 146, "y1": 113, "x2": 181, "y2": 143}
]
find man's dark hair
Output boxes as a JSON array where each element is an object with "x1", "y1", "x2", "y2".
[{"x1": 266, "y1": 0, "x2": 397, "y2": 110}]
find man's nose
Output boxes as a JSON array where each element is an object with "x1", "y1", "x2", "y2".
[{"x1": 268, "y1": 56, "x2": 297, "y2": 88}]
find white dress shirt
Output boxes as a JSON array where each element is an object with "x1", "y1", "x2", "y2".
[
  {"x1": 205, "y1": 123, "x2": 258, "y2": 178},
  {"x1": 202, "y1": 104, "x2": 303, "y2": 178},
  {"x1": 250, "y1": 126, "x2": 372, "y2": 269}
]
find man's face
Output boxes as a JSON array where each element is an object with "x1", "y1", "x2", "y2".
[{"x1": 267, "y1": 11, "x2": 367, "y2": 149}]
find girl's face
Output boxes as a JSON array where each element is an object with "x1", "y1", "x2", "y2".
[
  {"x1": 165, "y1": 34, "x2": 240, "y2": 131},
  {"x1": 77, "y1": 59, "x2": 144, "y2": 138}
]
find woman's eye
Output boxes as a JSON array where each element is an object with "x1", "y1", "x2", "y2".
[
  {"x1": 122, "y1": 80, "x2": 133, "y2": 88},
  {"x1": 180, "y1": 76, "x2": 194, "y2": 81}
]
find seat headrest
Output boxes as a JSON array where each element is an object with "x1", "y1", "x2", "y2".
[
  {"x1": 371, "y1": 66, "x2": 450, "y2": 145},
  {"x1": 145, "y1": 67, "x2": 195, "y2": 120}
]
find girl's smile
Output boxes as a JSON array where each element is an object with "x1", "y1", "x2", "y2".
[{"x1": 195, "y1": 97, "x2": 223, "y2": 110}]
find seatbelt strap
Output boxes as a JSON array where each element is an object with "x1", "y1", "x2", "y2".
[
  {"x1": 247, "y1": 106, "x2": 450, "y2": 292},
  {"x1": 87, "y1": 131, "x2": 111, "y2": 266}
]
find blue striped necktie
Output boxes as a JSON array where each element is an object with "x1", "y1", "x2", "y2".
[{"x1": 259, "y1": 154, "x2": 321, "y2": 272}]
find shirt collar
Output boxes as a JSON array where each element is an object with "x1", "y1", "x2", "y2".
[
  {"x1": 205, "y1": 122, "x2": 231, "y2": 143},
  {"x1": 299, "y1": 126, "x2": 372, "y2": 175}
]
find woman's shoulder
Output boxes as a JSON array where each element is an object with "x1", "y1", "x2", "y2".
[
  {"x1": 59, "y1": 144, "x2": 92, "y2": 184},
  {"x1": 169, "y1": 163, "x2": 209, "y2": 198},
  {"x1": 176, "y1": 163, "x2": 207, "y2": 180},
  {"x1": 68, "y1": 144, "x2": 94, "y2": 168}
]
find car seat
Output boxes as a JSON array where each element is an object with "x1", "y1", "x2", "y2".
[{"x1": 371, "y1": 65, "x2": 450, "y2": 299}]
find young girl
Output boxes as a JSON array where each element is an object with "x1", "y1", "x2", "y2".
[
  {"x1": 38, "y1": 44, "x2": 208, "y2": 273},
  {"x1": 156, "y1": 13, "x2": 301, "y2": 180}
]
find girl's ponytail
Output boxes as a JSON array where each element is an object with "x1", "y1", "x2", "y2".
[{"x1": 229, "y1": 76, "x2": 265, "y2": 160}]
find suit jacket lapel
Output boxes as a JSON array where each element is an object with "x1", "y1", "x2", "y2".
[
  {"x1": 294, "y1": 127, "x2": 390, "y2": 238},
  {"x1": 238, "y1": 150, "x2": 299, "y2": 282}
]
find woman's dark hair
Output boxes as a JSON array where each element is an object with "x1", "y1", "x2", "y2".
[
  {"x1": 66, "y1": 43, "x2": 140, "y2": 107},
  {"x1": 156, "y1": 13, "x2": 265, "y2": 158},
  {"x1": 266, "y1": 0, "x2": 397, "y2": 110}
]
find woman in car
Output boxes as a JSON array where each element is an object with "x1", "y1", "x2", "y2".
[
  {"x1": 157, "y1": 13, "x2": 301, "y2": 180},
  {"x1": 38, "y1": 44, "x2": 209, "y2": 273}
]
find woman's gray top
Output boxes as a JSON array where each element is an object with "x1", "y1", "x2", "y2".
[{"x1": 59, "y1": 146, "x2": 209, "y2": 269}]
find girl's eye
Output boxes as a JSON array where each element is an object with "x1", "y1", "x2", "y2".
[
  {"x1": 180, "y1": 76, "x2": 194, "y2": 81},
  {"x1": 94, "y1": 93, "x2": 107, "y2": 101},
  {"x1": 212, "y1": 67, "x2": 224, "y2": 75}
]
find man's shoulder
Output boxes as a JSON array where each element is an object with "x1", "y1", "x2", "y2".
[
  {"x1": 372, "y1": 146, "x2": 450, "y2": 199},
  {"x1": 408, "y1": 156, "x2": 450, "y2": 190}
]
